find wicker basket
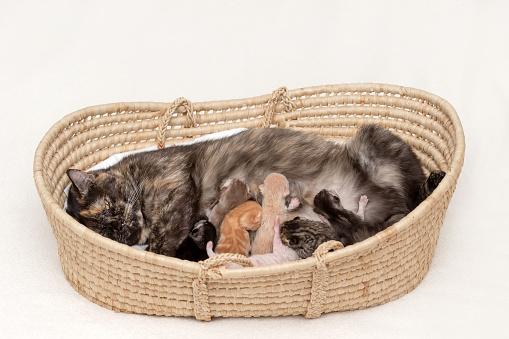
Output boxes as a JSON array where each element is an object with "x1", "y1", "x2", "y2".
[{"x1": 33, "y1": 83, "x2": 465, "y2": 321}]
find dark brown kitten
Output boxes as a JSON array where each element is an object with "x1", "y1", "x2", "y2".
[
  {"x1": 66, "y1": 126, "x2": 429, "y2": 261},
  {"x1": 207, "y1": 178, "x2": 253, "y2": 236}
]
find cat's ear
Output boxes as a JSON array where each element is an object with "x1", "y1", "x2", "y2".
[{"x1": 67, "y1": 169, "x2": 95, "y2": 196}]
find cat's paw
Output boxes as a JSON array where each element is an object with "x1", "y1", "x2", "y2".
[{"x1": 359, "y1": 195, "x2": 369, "y2": 207}]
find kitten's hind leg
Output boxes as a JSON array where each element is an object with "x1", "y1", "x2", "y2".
[
  {"x1": 206, "y1": 241, "x2": 216, "y2": 258},
  {"x1": 356, "y1": 195, "x2": 369, "y2": 220}
]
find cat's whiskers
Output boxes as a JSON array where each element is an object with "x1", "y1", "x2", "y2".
[{"x1": 124, "y1": 180, "x2": 143, "y2": 221}]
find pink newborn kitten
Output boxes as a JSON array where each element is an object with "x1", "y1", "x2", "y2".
[{"x1": 251, "y1": 173, "x2": 299, "y2": 255}]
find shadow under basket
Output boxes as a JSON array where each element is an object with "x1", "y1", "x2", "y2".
[{"x1": 34, "y1": 83, "x2": 465, "y2": 321}]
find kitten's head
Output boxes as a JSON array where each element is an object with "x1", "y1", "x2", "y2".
[
  {"x1": 280, "y1": 217, "x2": 340, "y2": 259},
  {"x1": 176, "y1": 220, "x2": 217, "y2": 261},
  {"x1": 187, "y1": 220, "x2": 217, "y2": 251},
  {"x1": 235, "y1": 201, "x2": 262, "y2": 231},
  {"x1": 259, "y1": 173, "x2": 290, "y2": 197},
  {"x1": 313, "y1": 189, "x2": 343, "y2": 218},
  {"x1": 313, "y1": 189, "x2": 355, "y2": 246},
  {"x1": 66, "y1": 169, "x2": 145, "y2": 246}
]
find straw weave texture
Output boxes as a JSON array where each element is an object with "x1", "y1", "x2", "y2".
[{"x1": 33, "y1": 83, "x2": 465, "y2": 320}]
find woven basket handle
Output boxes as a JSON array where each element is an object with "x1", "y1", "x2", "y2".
[
  {"x1": 157, "y1": 97, "x2": 195, "y2": 149},
  {"x1": 262, "y1": 86, "x2": 296, "y2": 128},
  {"x1": 192, "y1": 253, "x2": 253, "y2": 321},
  {"x1": 305, "y1": 240, "x2": 345, "y2": 319}
]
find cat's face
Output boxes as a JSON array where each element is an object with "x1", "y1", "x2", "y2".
[
  {"x1": 280, "y1": 217, "x2": 339, "y2": 259},
  {"x1": 66, "y1": 169, "x2": 145, "y2": 246}
]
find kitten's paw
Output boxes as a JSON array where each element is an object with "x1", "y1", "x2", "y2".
[
  {"x1": 359, "y1": 195, "x2": 369, "y2": 206},
  {"x1": 287, "y1": 197, "x2": 301, "y2": 211},
  {"x1": 206, "y1": 241, "x2": 215, "y2": 258}
]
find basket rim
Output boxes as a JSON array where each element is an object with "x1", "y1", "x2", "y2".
[{"x1": 33, "y1": 82, "x2": 465, "y2": 278}]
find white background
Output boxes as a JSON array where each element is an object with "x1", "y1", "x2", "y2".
[{"x1": 1, "y1": 1, "x2": 508, "y2": 338}]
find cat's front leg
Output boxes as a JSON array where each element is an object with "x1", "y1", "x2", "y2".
[{"x1": 147, "y1": 187, "x2": 201, "y2": 258}]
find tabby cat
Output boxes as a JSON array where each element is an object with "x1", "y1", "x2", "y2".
[{"x1": 66, "y1": 125, "x2": 429, "y2": 261}]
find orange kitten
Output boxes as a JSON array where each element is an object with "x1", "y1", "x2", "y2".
[
  {"x1": 213, "y1": 200, "x2": 262, "y2": 257},
  {"x1": 251, "y1": 173, "x2": 299, "y2": 255}
]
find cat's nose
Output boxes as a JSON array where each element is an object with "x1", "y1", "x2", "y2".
[{"x1": 118, "y1": 222, "x2": 126, "y2": 232}]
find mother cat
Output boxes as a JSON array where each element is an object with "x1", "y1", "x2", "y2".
[{"x1": 66, "y1": 125, "x2": 426, "y2": 260}]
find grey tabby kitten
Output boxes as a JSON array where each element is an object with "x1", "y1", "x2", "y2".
[{"x1": 66, "y1": 125, "x2": 428, "y2": 261}]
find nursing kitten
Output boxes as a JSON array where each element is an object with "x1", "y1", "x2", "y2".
[
  {"x1": 66, "y1": 125, "x2": 427, "y2": 260},
  {"x1": 214, "y1": 200, "x2": 262, "y2": 257},
  {"x1": 281, "y1": 193, "x2": 370, "y2": 258},
  {"x1": 176, "y1": 220, "x2": 217, "y2": 261},
  {"x1": 251, "y1": 173, "x2": 299, "y2": 255},
  {"x1": 207, "y1": 217, "x2": 300, "y2": 267},
  {"x1": 280, "y1": 217, "x2": 341, "y2": 259},
  {"x1": 207, "y1": 178, "x2": 253, "y2": 236}
]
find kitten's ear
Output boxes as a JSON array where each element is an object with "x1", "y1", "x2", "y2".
[
  {"x1": 259, "y1": 184, "x2": 265, "y2": 194},
  {"x1": 67, "y1": 169, "x2": 95, "y2": 196}
]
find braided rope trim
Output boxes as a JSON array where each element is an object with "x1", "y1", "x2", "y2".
[
  {"x1": 262, "y1": 86, "x2": 297, "y2": 128},
  {"x1": 193, "y1": 254, "x2": 253, "y2": 321},
  {"x1": 305, "y1": 240, "x2": 345, "y2": 319},
  {"x1": 157, "y1": 97, "x2": 195, "y2": 149}
]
